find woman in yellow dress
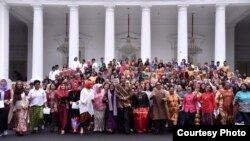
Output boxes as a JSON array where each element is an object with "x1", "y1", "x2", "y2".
[{"x1": 163, "y1": 86, "x2": 181, "y2": 126}]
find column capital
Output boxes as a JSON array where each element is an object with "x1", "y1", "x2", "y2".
[
  {"x1": 215, "y1": 3, "x2": 227, "y2": 10},
  {"x1": 178, "y1": 4, "x2": 189, "y2": 7},
  {"x1": 104, "y1": 3, "x2": 115, "y2": 9},
  {"x1": 0, "y1": 0, "x2": 6, "y2": 4},
  {"x1": 68, "y1": 4, "x2": 79, "y2": 9},
  {"x1": 31, "y1": 4, "x2": 43, "y2": 10},
  {"x1": 141, "y1": 4, "x2": 152, "y2": 9},
  {"x1": 216, "y1": 3, "x2": 227, "y2": 7},
  {"x1": 177, "y1": 4, "x2": 189, "y2": 10},
  {"x1": 0, "y1": 1, "x2": 9, "y2": 9}
]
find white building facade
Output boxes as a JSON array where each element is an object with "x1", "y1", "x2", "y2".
[{"x1": 1, "y1": 0, "x2": 250, "y2": 80}]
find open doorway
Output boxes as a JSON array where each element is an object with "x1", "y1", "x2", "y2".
[
  {"x1": 9, "y1": 14, "x2": 28, "y2": 81},
  {"x1": 235, "y1": 14, "x2": 250, "y2": 76}
]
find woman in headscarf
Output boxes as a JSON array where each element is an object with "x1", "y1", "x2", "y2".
[
  {"x1": 46, "y1": 82, "x2": 58, "y2": 132},
  {"x1": 92, "y1": 83, "x2": 106, "y2": 132},
  {"x1": 0, "y1": 79, "x2": 12, "y2": 136},
  {"x1": 103, "y1": 83, "x2": 117, "y2": 133},
  {"x1": 8, "y1": 81, "x2": 28, "y2": 135},
  {"x1": 56, "y1": 83, "x2": 69, "y2": 134},
  {"x1": 68, "y1": 82, "x2": 81, "y2": 133},
  {"x1": 79, "y1": 80, "x2": 94, "y2": 135}
]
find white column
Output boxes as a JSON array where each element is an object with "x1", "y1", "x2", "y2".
[
  {"x1": 68, "y1": 5, "x2": 79, "y2": 68},
  {"x1": 104, "y1": 5, "x2": 115, "y2": 64},
  {"x1": 177, "y1": 5, "x2": 188, "y2": 64},
  {"x1": 141, "y1": 5, "x2": 151, "y2": 63},
  {"x1": 215, "y1": 4, "x2": 226, "y2": 63},
  {"x1": 0, "y1": 2, "x2": 9, "y2": 79},
  {"x1": 32, "y1": 4, "x2": 43, "y2": 80}
]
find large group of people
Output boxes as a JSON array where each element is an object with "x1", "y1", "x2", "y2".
[{"x1": 0, "y1": 56, "x2": 250, "y2": 137}]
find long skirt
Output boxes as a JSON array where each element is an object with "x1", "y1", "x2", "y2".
[
  {"x1": 0, "y1": 109, "x2": 9, "y2": 134},
  {"x1": 105, "y1": 111, "x2": 117, "y2": 131},
  {"x1": 93, "y1": 110, "x2": 105, "y2": 132},
  {"x1": 58, "y1": 104, "x2": 68, "y2": 130},
  {"x1": 44, "y1": 112, "x2": 58, "y2": 131},
  {"x1": 80, "y1": 112, "x2": 92, "y2": 129},
  {"x1": 134, "y1": 108, "x2": 149, "y2": 133},
  {"x1": 219, "y1": 108, "x2": 234, "y2": 125},
  {"x1": 70, "y1": 109, "x2": 80, "y2": 131},
  {"x1": 29, "y1": 106, "x2": 43, "y2": 129},
  {"x1": 15, "y1": 109, "x2": 28, "y2": 133},
  {"x1": 201, "y1": 112, "x2": 213, "y2": 125}
]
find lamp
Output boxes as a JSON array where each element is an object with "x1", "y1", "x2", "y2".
[{"x1": 120, "y1": 8, "x2": 138, "y2": 55}]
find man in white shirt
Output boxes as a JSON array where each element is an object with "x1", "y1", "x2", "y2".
[
  {"x1": 92, "y1": 58, "x2": 99, "y2": 73},
  {"x1": 28, "y1": 80, "x2": 47, "y2": 133},
  {"x1": 49, "y1": 66, "x2": 56, "y2": 81},
  {"x1": 71, "y1": 57, "x2": 81, "y2": 70},
  {"x1": 81, "y1": 59, "x2": 88, "y2": 74}
]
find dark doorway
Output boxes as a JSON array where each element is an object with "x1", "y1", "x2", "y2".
[{"x1": 9, "y1": 14, "x2": 28, "y2": 81}]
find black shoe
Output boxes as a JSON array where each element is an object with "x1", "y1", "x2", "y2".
[
  {"x1": 124, "y1": 131, "x2": 130, "y2": 135},
  {"x1": 154, "y1": 130, "x2": 160, "y2": 134}
]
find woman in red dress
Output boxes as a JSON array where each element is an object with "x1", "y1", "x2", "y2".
[
  {"x1": 198, "y1": 85, "x2": 216, "y2": 125},
  {"x1": 56, "y1": 83, "x2": 69, "y2": 134}
]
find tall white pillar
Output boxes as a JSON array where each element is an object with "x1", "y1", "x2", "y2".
[
  {"x1": 0, "y1": 2, "x2": 9, "y2": 79},
  {"x1": 68, "y1": 5, "x2": 79, "y2": 68},
  {"x1": 32, "y1": 4, "x2": 43, "y2": 80},
  {"x1": 215, "y1": 4, "x2": 226, "y2": 63},
  {"x1": 104, "y1": 5, "x2": 115, "y2": 64},
  {"x1": 177, "y1": 5, "x2": 188, "y2": 64},
  {"x1": 141, "y1": 5, "x2": 151, "y2": 63}
]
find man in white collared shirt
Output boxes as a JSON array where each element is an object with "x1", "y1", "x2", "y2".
[
  {"x1": 28, "y1": 80, "x2": 47, "y2": 133},
  {"x1": 71, "y1": 57, "x2": 81, "y2": 70}
]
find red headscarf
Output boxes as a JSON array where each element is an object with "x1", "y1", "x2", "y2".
[
  {"x1": 71, "y1": 82, "x2": 80, "y2": 92},
  {"x1": 56, "y1": 84, "x2": 68, "y2": 98},
  {"x1": 85, "y1": 80, "x2": 92, "y2": 89}
]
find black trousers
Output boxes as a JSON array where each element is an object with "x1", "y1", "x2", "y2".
[
  {"x1": 0, "y1": 109, "x2": 8, "y2": 134},
  {"x1": 117, "y1": 108, "x2": 130, "y2": 133},
  {"x1": 241, "y1": 112, "x2": 250, "y2": 125},
  {"x1": 154, "y1": 120, "x2": 165, "y2": 133},
  {"x1": 184, "y1": 112, "x2": 195, "y2": 125}
]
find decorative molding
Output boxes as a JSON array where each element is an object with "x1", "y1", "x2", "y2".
[{"x1": 5, "y1": 0, "x2": 250, "y2": 6}]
